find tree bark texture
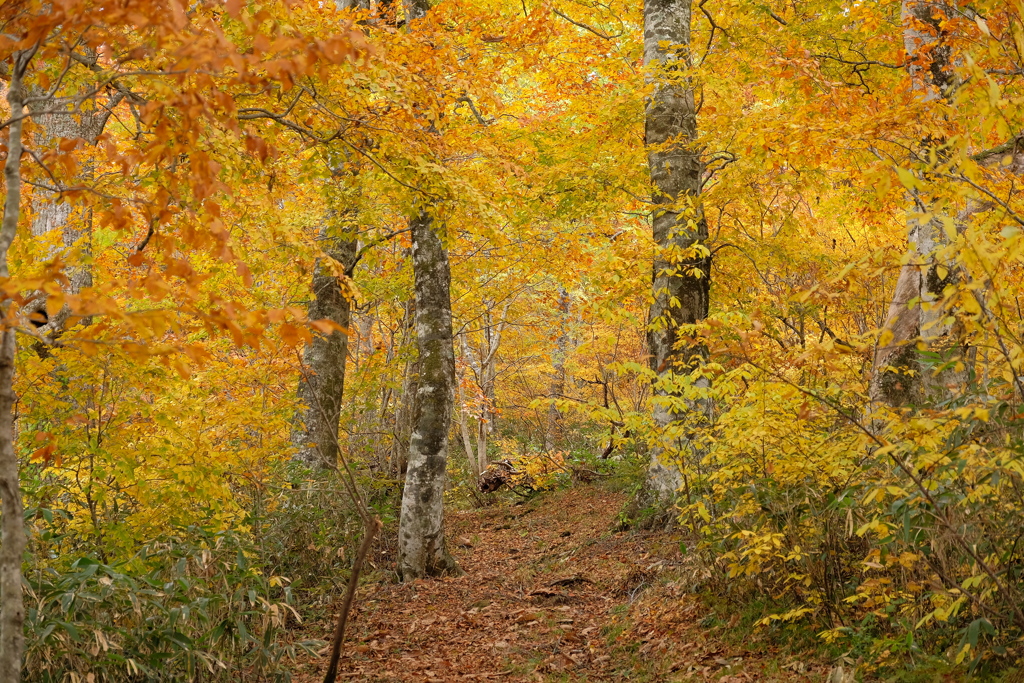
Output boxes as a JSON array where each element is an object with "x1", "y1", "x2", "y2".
[
  {"x1": 24, "y1": 86, "x2": 117, "y2": 338},
  {"x1": 292, "y1": 230, "x2": 357, "y2": 468},
  {"x1": 871, "y1": 1, "x2": 966, "y2": 407},
  {"x1": 397, "y1": 209, "x2": 459, "y2": 580},
  {"x1": 0, "y1": 52, "x2": 31, "y2": 683},
  {"x1": 643, "y1": 0, "x2": 710, "y2": 501}
]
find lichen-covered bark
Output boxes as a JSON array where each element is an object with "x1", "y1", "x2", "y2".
[
  {"x1": 403, "y1": 0, "x2": 429, "y2": 23},
  {"x1": 292, "y1": 230, "x2": 356, "y2": 468},
  {"x1": 871, "y1": 1, "x2": 966, "y2": 407},
  {"x1": 397, "y1": 209, "x2": 459, "y2": 580},
  {"x1": 643, "y1": 0, "x2": 710, "y2": 501}
]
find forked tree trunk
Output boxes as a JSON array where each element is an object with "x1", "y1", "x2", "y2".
[
  {"x1": 397, "y1": 208, "x2": 459, "y2": 580},
  {"x1": 292, "y1": 228, "x2": 357, "y2": 468},
  {"x1": 0, "y1": 51, "x2": 31, "y2": 683},
  {"x1": 642, "y1": 0, "x2": 710, "y2": 502},
  {"x1": 871, "y1": 1, "x2": 966, "y2": 407}
]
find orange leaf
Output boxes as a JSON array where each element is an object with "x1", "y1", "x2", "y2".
[
  {"x1": 30, "y1": 444, "x2": 56, "y2": 464},
  {"x1": 311, "y1": 319, "x2": 346, "y2": 334}
]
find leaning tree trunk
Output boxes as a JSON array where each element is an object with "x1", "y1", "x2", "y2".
[
  {"x1": 0, "y1": 52, "x2": 31, "y2": 683},
  {"x1": 397, "y1": 208, "x2": 459, "y2": 580},
  {"x1": 642, "y1": 0, "x2": 710, "y2": 503},
  {"x1": 870, "y1": 0, "x2": 966, "y2": 407},
  {"x1": 292, "y1": 228, "x2": 357, "y2": 468}
]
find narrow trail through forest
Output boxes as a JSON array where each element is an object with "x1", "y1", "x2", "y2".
[{"x1": 293, "y1": 486, "x2": 829, "y2": 682}]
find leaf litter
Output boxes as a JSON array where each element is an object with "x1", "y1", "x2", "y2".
[{"x1": 293, "y1": 485, "x2": 828, "y2": 681}]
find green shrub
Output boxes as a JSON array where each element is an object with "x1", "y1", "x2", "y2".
[{"x1": 23, "y1": 525, "x2": 318, "y2": 682}]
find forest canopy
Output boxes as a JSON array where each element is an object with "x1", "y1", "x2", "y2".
[{"x1": 0, "y1": 0, "x2": 1023, "y2": 680}]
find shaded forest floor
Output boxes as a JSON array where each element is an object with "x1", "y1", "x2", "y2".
[{"x1": 293, "y1": 485, "x2": 832, "y2": 682}]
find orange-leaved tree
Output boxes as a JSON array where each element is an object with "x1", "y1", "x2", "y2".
[{"x1": 0, "y1": 1, "x2": 364, "y2": 678}]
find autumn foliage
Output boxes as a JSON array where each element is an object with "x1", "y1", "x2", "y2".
[{"x1": 0, "y1": 0, "x2": 1023, "y2": 680}]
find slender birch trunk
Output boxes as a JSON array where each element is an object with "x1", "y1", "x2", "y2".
[
  {"x1": 0, "y1": 49, "x2": 33, "y2": 683},
  {"x1": 458, "y1": 385, "x2": 478, "y2": 479},
  {"x1": 871, "y1": 1, "x2": 966, "y2": 407},
  {"x1": 642, "y1": 0, "x2": 710, "y2": 502}
]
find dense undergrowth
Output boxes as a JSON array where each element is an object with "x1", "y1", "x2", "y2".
[
  {"x1": 614, "y1": 341, "x2": 1024, "y2": 680},
  {"x1": 15, "y1": 336, "x2": 1024, "y2": 682}
]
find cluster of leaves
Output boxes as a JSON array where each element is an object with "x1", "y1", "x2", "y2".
[
  {"x1": 508, "y1": 449, "x2": 570, "y2": 492},
  {"x1": 665, "y1": 363, "x2": 1024, "y2": 674}
]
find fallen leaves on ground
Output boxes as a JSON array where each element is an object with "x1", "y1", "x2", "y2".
[{"x1": 292, "y1": 485, "x2": 828, "y2": 681}]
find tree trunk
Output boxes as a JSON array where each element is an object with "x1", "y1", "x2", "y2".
[
  {"x1": 292, "y1": 228, "x2": 356, "y2": 468},
  {"x1": 391, "y1": 297, "x2": 417, "y2": 477},
  {"x1": 458, "y1": 299, "x2": 511, "y2": 479},
  {"x1": 396, "y1": 0, "x2": 458, "y2": 580},
  {"x1": 642, "y1": 0, "x2": 710, "y2": 502},
  {"x1": 24, "y1": 84, "x2": 119, "y2": 339},
  {"x1": 870, "y1": 1, "x2": 965, "y2": 407},
  {"x1": 545, "y1": 287, "x2": 570, "y2": 452},
  {"x1": 397, "y1": 208, "x2": 459, "y2": 580},
  {"x1": 458, "y1": 392, "x2": 478, "y2": 480},
  {"x1": 0, "y1": 52, "x2": 31, "y2": 683}
]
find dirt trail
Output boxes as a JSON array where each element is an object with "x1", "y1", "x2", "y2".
[{"x1": 294, "y1": 485, "x2": 827, "y2": 682}]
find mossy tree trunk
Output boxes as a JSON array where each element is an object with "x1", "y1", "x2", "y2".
[
  {"x1": 397, "y1": 208, "x2": 459, "y2": 580},
  {"x1": 292, "y1": 228, "x2": 357, "y2": 468}
]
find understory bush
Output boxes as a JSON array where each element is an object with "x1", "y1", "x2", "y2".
[
  {"x1": 258, "y1": 465, "x2": 401, "y2": 602},
  {"x1": 22, "y1": 524, "x2": 318, "y2": 682},
  {"x1": 668, "y1": 358, "x2": 1024, "y2": 676}
]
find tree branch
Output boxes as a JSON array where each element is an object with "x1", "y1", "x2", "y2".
[{"x1": 552, "y1": 8, "x2": 620, "y2": 40}]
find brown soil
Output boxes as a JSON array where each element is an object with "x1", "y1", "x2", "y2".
[{"x1": 293, "y1": 485, "x2": 828, "y2": 682}]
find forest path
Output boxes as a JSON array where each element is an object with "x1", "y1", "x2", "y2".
[{"x1": 293, "y1": 485, "x2": 827, "y2": 682}]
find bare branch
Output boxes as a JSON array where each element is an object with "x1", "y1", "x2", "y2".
[
  {"x1": 552, "y1": 8, "x2": 620, "y2": 40},
  {"x1": 455, "y1": 95, "x2": 492, "y2": 125}
]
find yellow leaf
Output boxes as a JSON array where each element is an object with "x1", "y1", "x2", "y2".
[{"x1": 878, "y1": 329, "x2": 894, "y2": 349}]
